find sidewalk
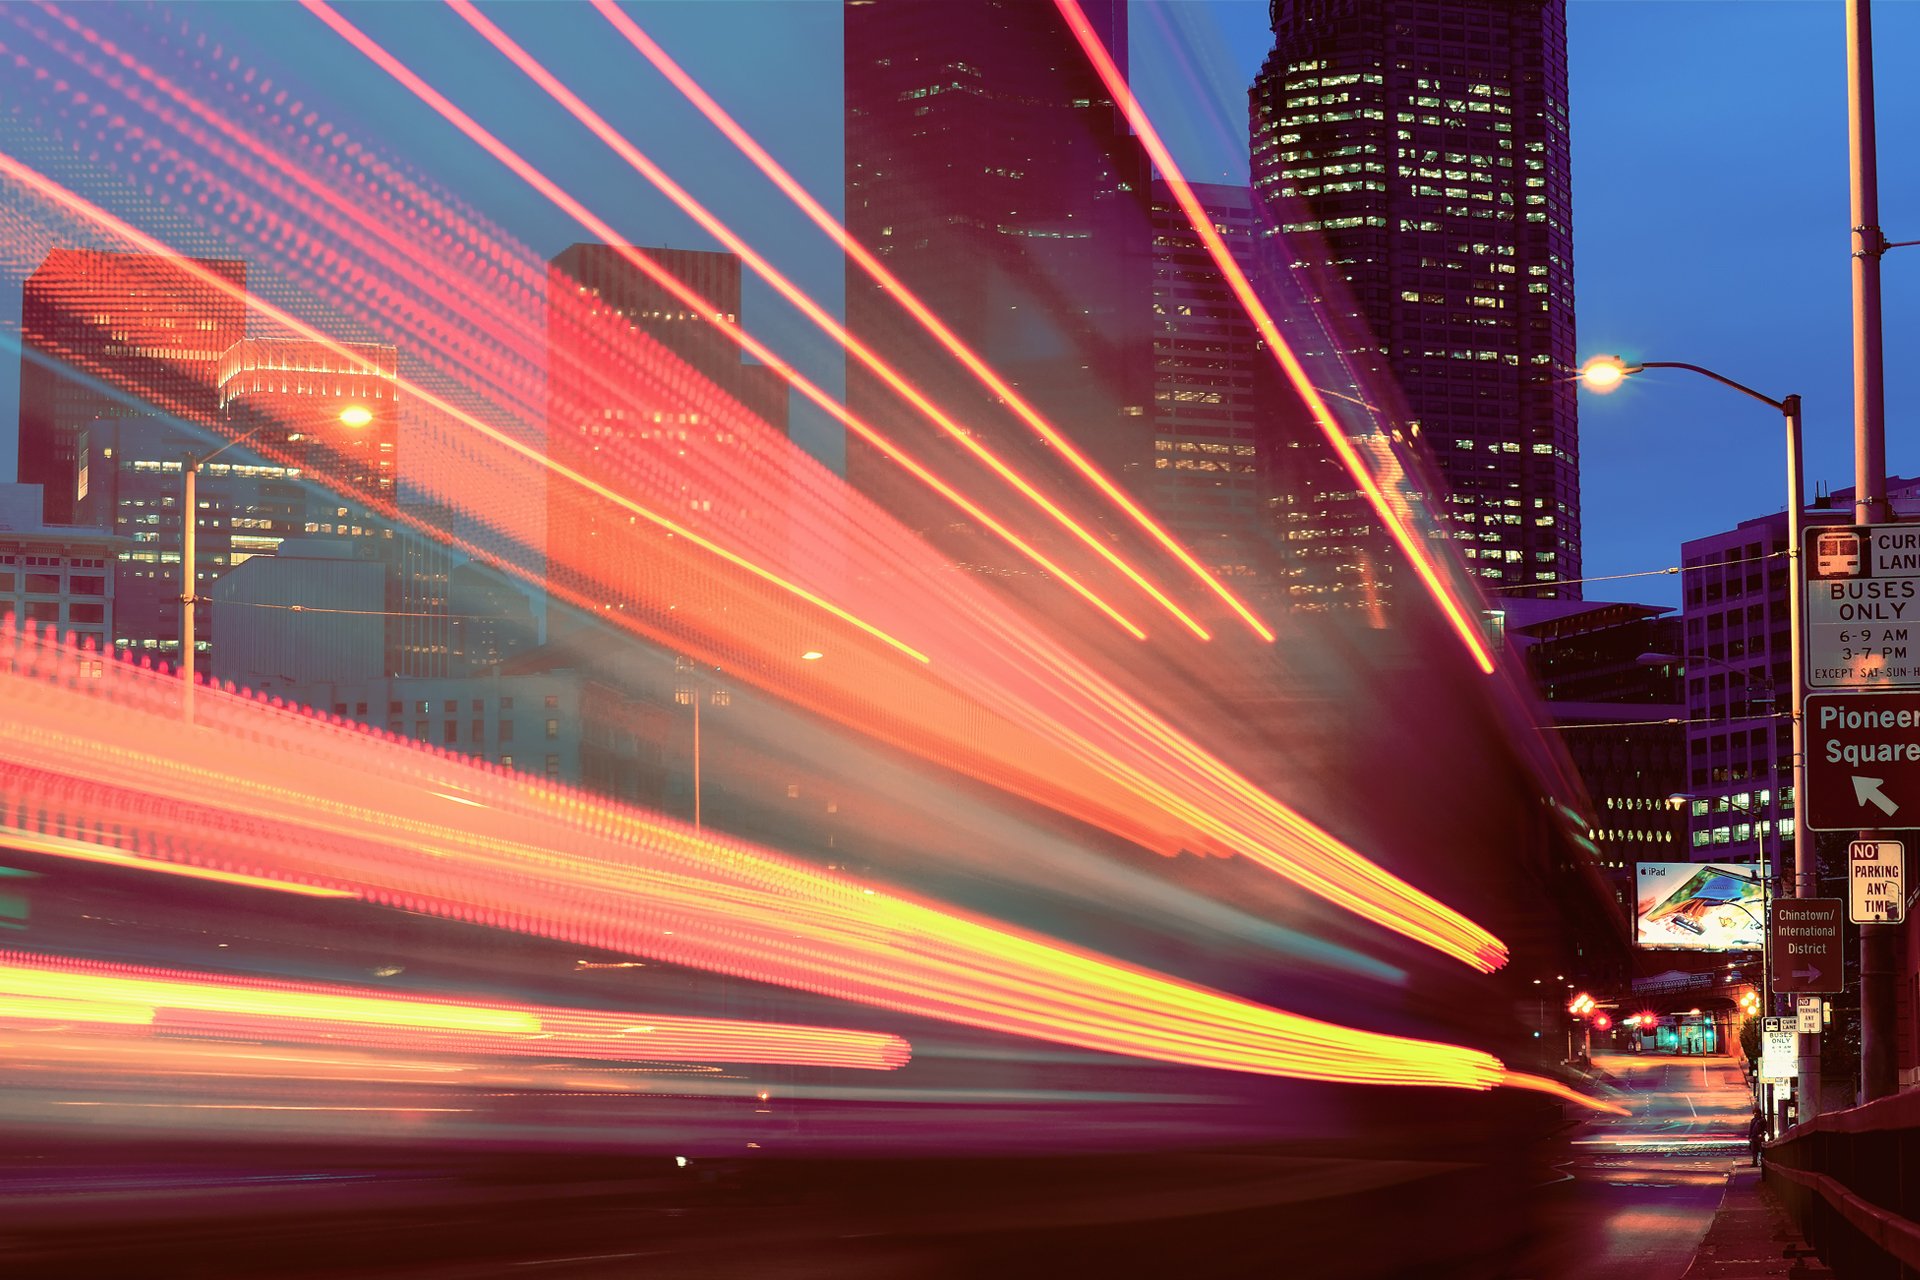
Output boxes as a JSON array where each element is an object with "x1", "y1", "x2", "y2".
[{"x1": 1682, "y1": 1166, "x2": 1834, "y2": 1279}]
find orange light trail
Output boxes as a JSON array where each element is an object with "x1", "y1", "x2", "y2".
[
  {"x1": 299, "y1": 0, "x2": 1151, "y2": 645},
  {"x1": 0, "y1": 21, "x2": 1513, "y2": 970},
  {"x1": 0, "y1": 826, "x2": 357, "y2": 899},
  {"x1": 1053, "y1": 0, "x2": 1499, "y2": 676},
  {"x1": 0, "y1": 625, "x2": 1579, "y2": 1102},
  {"x1": 448, "y1": 0, "x2": 1211, "y2": 642},
  {"x1": 0, "y1": 951, "x2": 912, "y2": 1070},
  {"x1": 0, "y1": 148, "x2": 933, "y2": 667},
  {"x1": 587, "y1": 0, "x2": 1274, "y2": 644}
]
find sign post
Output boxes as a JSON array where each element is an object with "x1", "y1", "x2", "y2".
[
  {"x1": 1849, "y1": 839, "x2": 1906, "y2": 923},
  {"x1": 1803, "y1": 693, "x2": 1920, "y2": 830},
  {"x1": 1770, "y1": 898, "x2": 1843, "y2": 994},
  {"x1": 1805, "y1": 524, "x2": 1920, "y2": 687}
]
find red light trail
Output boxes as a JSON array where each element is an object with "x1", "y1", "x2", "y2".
[
  {"x1": 0, "y1": 139, "x2": 1506, "y2": 971},
  {"x1": 0, "y1": 623, "x2": 1603, "y2": 1104},
  {"x1": 1053, "y1": 0, "x2": 1500, "y2": 677},
  {"x1": 0, "y1": 148, "x2": 935, "y2": 667},
  {"x1": 299, "y1": 0, "x2": 1156, "y2": 645},
  {"x1": 446, "y1": 0, "x2": 1216, "y2": 643},
  {"x1": 588, "y1": 0, "x2": 1278, "y2": 643},
  {"x1": 0, "y1": 6, "x2": 1522, "y2": 973}
]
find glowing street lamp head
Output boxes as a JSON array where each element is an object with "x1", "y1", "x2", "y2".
[
  {"x1": 339, "y1": 405, "x2": 374, "y2": 428},
  {"x1": 1578, "y1": 355, "x2": 1631, "y2": 393},
  {"x1": 800, "y1": 650, "x2": 824, "y2": 661}
]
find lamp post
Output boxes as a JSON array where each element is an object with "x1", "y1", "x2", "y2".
[
  {"x1": 1587, "y1": 356, "x2": 1819, "y2": 1122},
  {"x1": 179, "y1": 406, "x2": 372, "y2": 722}
]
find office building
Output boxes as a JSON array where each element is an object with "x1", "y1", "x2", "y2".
[
  {"x1": 1149, "y1": 180, "x2": 1277, "y2": 587},
  {"x1": 18, "y1": 248, "x2": 248, "y2": 527},
  {"x1": 1501, "y1": 597, "x2": 1687, "y2": 916},
  {"x1": 1671, "y1": 482, "x2": 1920, "y2": 860},
  {"x1": 843, "y1": 0, "x2": 1154, "y2": 539},
  {"x1": 1251, "y1": 0, "x2": 1580, "y2": 599},
  {"x1": 98, "y1": 416, "x2": 307, "y2": 663},
  {"x1": 545, "y1": 244, "x2": 792, "y2": 640},
  {"x1": 216, "y1": 337, "x2": 400, "y2": 530},
  {"x1": 0, "y1": 482, "x2": 115, "y2": 655},
  {"x1": 260, "y1": 647, "x2": 673, "y2": 806},
  {"x1": 547, "y1": 244, "x2": 789, "y2": 438}
]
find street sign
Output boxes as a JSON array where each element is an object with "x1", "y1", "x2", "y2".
[
  {"x1": 1804, "y1": 692, "x2": 1920, "y2": 830},
  {"x1": 1849, "y1": 839, "x2": 1906, "y2": 924},
  {"x1": 1770, "y1": 898, "x2": 1843, "y2": 993},
  {"x1": 1797, "y1": 995, "x2": 1822, "y2": 1034},
  {"x1": 1805, "y1": 524, "x2": 1920, "y2": 689},
  {"x1": 1763, "y1": 1017, "x2": 1784, "y2": 1034},
  {"x1": 1761, "y1": 1029, "x2": 1797, "y2": 1082}
]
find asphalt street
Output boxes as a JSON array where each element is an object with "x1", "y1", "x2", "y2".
[{"x1": 1525, "y1": 1051, "x2": 1751, "y2": 1280}]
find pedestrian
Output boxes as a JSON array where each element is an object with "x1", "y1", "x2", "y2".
[{"x1": 1747, "y1": 1109, "x2": 1770, "y2": 1167}]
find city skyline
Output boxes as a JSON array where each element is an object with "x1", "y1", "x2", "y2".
[
  {"x1": 0, "y1": 3, "x2": 1914, "y2": 613},
  {"x1": 0, "y1": 5, "x2": 1915, "y2": 1265}
]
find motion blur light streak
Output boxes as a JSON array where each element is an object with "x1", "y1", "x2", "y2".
[
  {"x1": 300, "y1": 0, "x2": 1153, "y2": 645},
  {"x1": 0, "y1": 149, "x2": 934, "y2": 667},
  {"x1": 1053, "y1": 0, "x2": 1500, "y2": 677},
  {"x1": 0, "y1": 625, "x2": 1555, "y2": 1096},
  {"x1": 0, "y1": 826, "x2": 358, "y2": 899},
  {"x1": 0, "y1": 17, "x2": 1514, "y2": 972},
  {"x1": 583, "y1": 0, "x2": 1276, "y2": 643},
  {"x1": 0, "y1": 952, "x2": 912, "y2": 1070},
  {"x1": 447, "y1": 0, "x2": 1215, "y2": 642}
]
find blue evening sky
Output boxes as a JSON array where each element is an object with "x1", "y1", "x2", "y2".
[{"x1": 2, "y1": 1, "x2": 1915, "y2": 610}]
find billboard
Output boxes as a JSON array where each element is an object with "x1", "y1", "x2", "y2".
[{"x1": 1634, "y1": 862, "x2": 1767, "y2": 952}]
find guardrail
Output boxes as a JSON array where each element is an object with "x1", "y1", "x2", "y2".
[{"x1": 1766, "y1": 1086, "x2": 1920, "y2": 1277}]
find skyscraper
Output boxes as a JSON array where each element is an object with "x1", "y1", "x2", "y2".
[
  {"x1": 1148, "y1": 180, "x2": 1274, "y2": 588},
  {"x1": 1250, "y1": 0, "x2": 1580, "y2": 599},
  {"x1": 216, "y1": 337, "x2": 400, "y2": 525},
  {"x1": 843, "y1": 0, "x2": 1153, "y2": 543},
  {"x1": 544, "y1": 243, "x2": 792, "y2": 641},
  {"x1": 19, "y1": 248, "x2": 247, "y2": 525}
]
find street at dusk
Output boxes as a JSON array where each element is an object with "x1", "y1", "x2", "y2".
[{"x1": 0, "y1": 0, "x2": 1914, "y2": 1275}]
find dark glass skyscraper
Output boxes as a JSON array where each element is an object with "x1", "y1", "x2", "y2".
[
  {"x1": 1148, "y1": 180, "x2": 1273, "y2": 590},
  {"x1": 843, "y1": 0, "x2": 1153, "y2": 547},
  {"x1": 1251, "y1": 0, "x2": 1579, "y2": 600}
]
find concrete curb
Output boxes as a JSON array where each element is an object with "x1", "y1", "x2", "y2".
[{"x1": 1682, "y1": 1166, "x2": 1834, "y2": 1279}]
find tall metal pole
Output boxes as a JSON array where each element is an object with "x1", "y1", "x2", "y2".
[
  {"x1": 1782, "y1": 395, "x2": 1823, "y2": 1117},
  {"x1": 180, "y1": 455, "x2": 198, "y2": 724},
  {"x1": 1850, "y1": 0, "x2": 1897, "y2": 1105}
]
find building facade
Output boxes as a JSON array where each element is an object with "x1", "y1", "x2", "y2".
[
  {"x1": 842, "y1": 0, "x2": 1154, "y2": 541},
  {"x1": 1502, "y1": 597, "x2": 1688, "y2": 917},
  {"x1": 1251, "y1": 0, "x2": 1580, "y2": 599},
  {"x1": 0, "y1": 482, "x2": 115, "y2": 656},
  {"x1": 544, "y1": 243, "x2": 794, "y2": 641},
  {"x1": 1149, "y1": 180, "x2": 1276, "y2": 588},
  {"x1": 18, "y1": 249, "x2": 247, "y2": 527}
]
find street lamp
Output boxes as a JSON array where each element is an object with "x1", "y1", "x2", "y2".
[
  {"x1": 1583, "y1": 354, "x2": 1816, "y2": 1122},
  {"x1": 180, "y1": 405, "x2": 372, "y2": 721},
  {"x1": 1580, "y1": 356, "x2": 1809, "y2": 905}
]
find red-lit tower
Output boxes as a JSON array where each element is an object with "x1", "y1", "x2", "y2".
[{"x1": 18, "y1": 248, "x2": 247, "y2": 525}]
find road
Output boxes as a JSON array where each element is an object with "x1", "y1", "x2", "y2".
[{"x1": 1524, "y1": 1052, "x2": 1751, "y2": 1280}]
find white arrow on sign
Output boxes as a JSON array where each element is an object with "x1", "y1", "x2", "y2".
[
  {"x1": 1793, "y1": 965, "x2": 1823, "y2": 983},
  {"x1": 1853, "y1": 775, "x2": 1900, "y2": 816}
]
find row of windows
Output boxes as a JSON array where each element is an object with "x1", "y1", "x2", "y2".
[{"x1": 382, "y1": 717, "x2": 559, "y2": 744}]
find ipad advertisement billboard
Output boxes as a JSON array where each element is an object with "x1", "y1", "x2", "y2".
[{"x1": 1634, "y1": 862, "x2": 1767, "y2": 951}]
